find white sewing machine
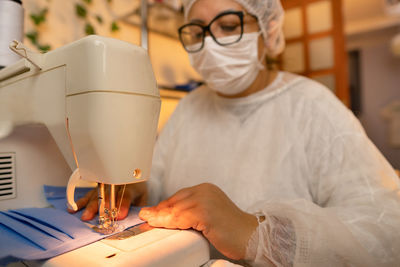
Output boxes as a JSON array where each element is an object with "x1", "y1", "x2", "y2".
[{"x1": 0, "y1": 36, "x2": 209, "y2": 266}]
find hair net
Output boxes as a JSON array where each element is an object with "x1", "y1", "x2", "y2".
[{"x1": 181, "y1": 0, "x2": 286, "y2": 56}]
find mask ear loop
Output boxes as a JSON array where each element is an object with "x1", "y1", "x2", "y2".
[{"x1": 256, "y1": 31, "x2": 267, "y2": 70}]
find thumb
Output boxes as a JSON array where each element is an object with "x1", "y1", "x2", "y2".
[{"x1": 139, "y1": 207, "x2": 156, "y2": 220}]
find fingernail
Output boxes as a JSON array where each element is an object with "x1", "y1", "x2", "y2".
[{"x1": 139, "y1": 210, "x2": 150, "y2": 217}]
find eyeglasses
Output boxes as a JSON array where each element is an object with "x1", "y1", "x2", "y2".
[{"x1": 178, "y1": 10, "x2": 255, "y2": 53}]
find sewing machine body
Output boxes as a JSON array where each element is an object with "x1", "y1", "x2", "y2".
[
  {"x1": 29, "y1": 227, "x2": 209, "y2": 267},
  {"x1": 0, "y1": 36, "x2": 209, "y2": 266}
]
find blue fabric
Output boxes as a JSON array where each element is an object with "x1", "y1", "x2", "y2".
[
  {"x1": 44, "y1": 185, "x2": 100, "y2": 225},
  {"x1": 0, "y1": 185, "x2": 144, "y2": 265}
]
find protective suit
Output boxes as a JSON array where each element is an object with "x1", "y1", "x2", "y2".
[{"x1": 148, "y1": 72, "x2": 400, "y2": 266}]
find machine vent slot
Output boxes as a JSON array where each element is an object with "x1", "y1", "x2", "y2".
[{"x1": 0, "y1": 153, "x2": 16, "y2": 200}]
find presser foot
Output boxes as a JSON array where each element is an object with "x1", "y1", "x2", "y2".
[{"x1": 93, "y1": 208, "x2": 121, "y2": 235}]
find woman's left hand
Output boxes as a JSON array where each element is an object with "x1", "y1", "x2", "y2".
[{"x1": 139, "y1": 183, "x2": 258, "y2": 260}]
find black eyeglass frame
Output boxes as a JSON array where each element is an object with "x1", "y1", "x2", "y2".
[{"x1": 178, "y1": 10, "x2": 246, "y2": 53}]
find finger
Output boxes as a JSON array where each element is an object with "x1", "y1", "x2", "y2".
[
  {"x1": 146, "y1": 207, "x2": 198, "y2": 230},
  {"x1": 116, "y1": 191, "x2": 133, "y2": 220},
  {"x1": 140, "y1": 207, "x2": 175, "y2": 228},
  {"x1": 140, "y1": 187, "x2": 196, "y2": 221},
  {"x1": 170, "y1": 196, "x2": 197, "y2": 214},
  {"x1": 147, "y1": 208, "x2": 174, "y2": 228},
  {"x1": 128, "y1": 183, "x2": 148, "y2": 206},
  {"x1": 116, "y1": 186, "x2": 134, "y2": 220},
  {"x1": 140, "y1": 201, "x2": 197, "y2": 229},
  {"x1": 157, "y1": 187, "x2": 193, "y2": 209},
  {"x1": 81, "y1": 196, "x2": 99, "y2": 221},
  {"x1": 139, "y1": 206, "x2": 157, "y2": 220},
  {"x1": 135, "y1": 191, "x2": 148, "y2": 207},
  {"x1": 67, "y1": 189, "x2": 96, "y2": 213}
]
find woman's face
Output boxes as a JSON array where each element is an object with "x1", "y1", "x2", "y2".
[{"x1": 187, "y1": 0, "x2": 264, "y2": 63}]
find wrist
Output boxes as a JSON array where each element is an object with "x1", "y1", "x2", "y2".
[
  {"x1": 242, "y1": 212, "x2": 266, "y2": 262},
  {"x1": 238, "y1": 212, "x2": 259, "y2": 259}
]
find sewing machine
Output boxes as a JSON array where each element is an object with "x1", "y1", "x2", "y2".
[{"x1": 0, "y1": 36, "x2": 209, "y2": 266}]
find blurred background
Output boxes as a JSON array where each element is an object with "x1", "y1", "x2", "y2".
[{"x1": 7, "y1": 0, "x2": 400, "y2": 168}]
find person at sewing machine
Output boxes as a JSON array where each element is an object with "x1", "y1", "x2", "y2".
[{"x1": 71, "y1": 0, "x2": 400, "y2": 265}]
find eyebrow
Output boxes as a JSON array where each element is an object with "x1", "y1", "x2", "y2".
[
  {"x1": 189, "y1": 9, "x2": 244, "y2": 24},
  {"x1": 189, "y1": 18, "x2": 205, "y2": 24}
]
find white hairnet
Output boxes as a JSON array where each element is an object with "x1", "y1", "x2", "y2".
[{"x1": 181, "y1": 0, "x2": 286, "y2": 56}]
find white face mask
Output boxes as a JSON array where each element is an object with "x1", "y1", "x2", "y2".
[{"x1": 188, "y1": 32, "x2": 265, "y2": 96}]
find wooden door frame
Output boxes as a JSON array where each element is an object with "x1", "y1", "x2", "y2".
[{"x1": 281, "y1": 0, "x2": 349, "y2": 105}]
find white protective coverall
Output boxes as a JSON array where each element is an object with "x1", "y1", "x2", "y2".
[{"x1": 148, "y1": 72, "x2": 400, "y2": 266}]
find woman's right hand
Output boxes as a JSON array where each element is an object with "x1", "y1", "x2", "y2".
[{"x1": 67, "y1": 182, "x2": 147, "y2": 221}]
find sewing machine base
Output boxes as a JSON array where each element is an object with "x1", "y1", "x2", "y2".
[{"x1": 22, "y1": 225, "x2": 210, "y2": 267}]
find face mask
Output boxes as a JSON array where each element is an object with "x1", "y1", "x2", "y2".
[{"x1": 188, "y1": 32, "x2": 265, "y2": 96}]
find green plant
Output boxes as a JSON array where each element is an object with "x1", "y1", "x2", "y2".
[
  {"x1": 30, "y1": 8, "x2": 48, "y2": 26},
  {"x1": 26, "y1": 8, "x2": 51, "y2": 52},
  {"x1": 25, "y1": 0, "x2": 120, "y2": 52},
  {"x1": 111, "y1": 21, "x2": 119, "y2": 32},
  {"x1": 75, "y1": 0, "x2": 119, "y2": 35}
]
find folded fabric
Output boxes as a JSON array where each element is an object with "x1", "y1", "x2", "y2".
[
  {"x1": 0, "y1": 185, "x2": 144, "y2": 265},
  {"x1": 44, "y1": 185, "x2": 100, "y2": 225},
  {"x1": 44, "y1": 185, "x2": 144, "y2": 227}
]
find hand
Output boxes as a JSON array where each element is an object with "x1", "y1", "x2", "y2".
[
  {"x1": 139, "y1": 183, "x2": 258, "y2": 260},
  {"x1": 68, "y1": 182, "x2": 147, "y2": 221}
]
